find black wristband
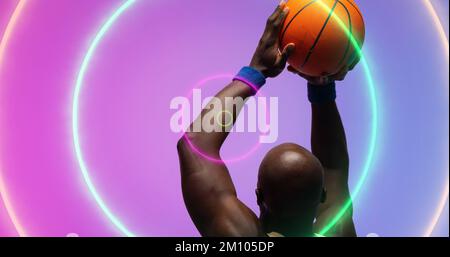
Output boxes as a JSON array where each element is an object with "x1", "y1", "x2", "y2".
[{"x1": 308, "y1": 82, "x2": 336, "y2": 104}]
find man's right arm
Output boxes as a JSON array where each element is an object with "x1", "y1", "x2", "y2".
[
  {"x1": 287, "y1": 66, "x2": 357, "y2": 237},
  {"x1": 310, "y1": 94, "x2": 356, "y2": 237}
]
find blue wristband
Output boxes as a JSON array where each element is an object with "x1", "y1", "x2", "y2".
[
  {"x1": 233, "y1": 66, "x2": 266, "y2": 91},
  {"x1": 308, "y1": 82, "x2": 336, "y2": 104}
]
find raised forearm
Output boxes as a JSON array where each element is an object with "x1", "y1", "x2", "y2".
[
  {"x1": 310, "y1": 87, "x2": 349, "y2": 171},
  {"x1": 180, "y1": 2, "x2": 293, "y2": 158},
  {"x1": 184, "y1": 80, "x2": 255, "y2": 156}
]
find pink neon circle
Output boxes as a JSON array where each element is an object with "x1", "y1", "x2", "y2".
[{"x1": 182, "y1": 73, "x2": 267, "y2": 164}]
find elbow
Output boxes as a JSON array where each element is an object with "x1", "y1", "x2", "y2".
[
  {"x1": 177, "y1": 133, "x2": 198, "y2": 153},
  {"x1": 177, "y1": 138, "x2": 183, "y2": 153},
  {"x1": 337, "y1": 150, "x2": 350, "y2": 172},
  {"x1": 340, "y1": 148, "x2": 350, "y2": 167},
  {"x1": 322, "y1": 149, "x2": 349, "y2": 171},
  {"x1": 177, "y1": 133, "x2": 221, "y2": 160},
  {"x1": 177, "y1": 135, "x2": 188, "y2": 154}
]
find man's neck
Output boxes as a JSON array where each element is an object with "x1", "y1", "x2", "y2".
[{"x1": 264, "y1": 217, "x2": 315, "y2": 237}]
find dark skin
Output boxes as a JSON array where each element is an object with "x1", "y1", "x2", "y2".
[
  {"x1": 257, "y1": 143, "x2": 325, "y2": 237},
  {"x1": 177, "y1": 2, "x2": 357, "y2": 237},
  {"x1": 288, "y1": 67, "x2": 357, "y2": 237}
]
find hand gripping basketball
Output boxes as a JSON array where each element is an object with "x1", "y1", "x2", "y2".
[
  {"x1": 250, "y1": 1, "x2": 296, "y2": 78},
  {"x1": 280, "y1": 0, "x2": 365, "y2": 77}
]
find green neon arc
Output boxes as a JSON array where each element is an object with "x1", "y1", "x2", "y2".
[
  {"x1": 73, "y1": 0, "x2": 378, "y2": 237},
  {"x1": 315, "y1": 0, "x2": 378, "y2": 236},
  {"x1": 72, "y1": 0, "x2": 136, "y2": 237}
]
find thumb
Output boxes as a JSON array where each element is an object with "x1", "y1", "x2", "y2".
[{"x1": 277, "y1": 43, "x2": 295, "y2": 67}]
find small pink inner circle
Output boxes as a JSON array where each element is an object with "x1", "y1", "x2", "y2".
[{"x1": 182, "y1": 74, "x2": 266, "y2": 164}]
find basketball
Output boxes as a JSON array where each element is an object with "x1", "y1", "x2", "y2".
[{"x1": 279, "y1": 0, "x2": 365, "y2": 77}]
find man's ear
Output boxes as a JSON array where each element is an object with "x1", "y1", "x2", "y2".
[{"x1": 320, "y1": 188, "x2": 327, "y2": 204}]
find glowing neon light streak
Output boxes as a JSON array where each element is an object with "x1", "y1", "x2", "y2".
[
  {"x1": 315, "y1": 0, "x2": 378, "y2": 236},
  {"x1": 422, "y1": 0, "x2": 449, "y2": 237},
  {"x1": 0, "y1": 0, "x2": 28, "y2": 237},
  {"x1": 72, "y1": 0, "x2": 136, "y2": 237}
]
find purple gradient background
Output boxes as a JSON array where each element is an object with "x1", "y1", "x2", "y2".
[{"x1": 0, "y1": 0, "x2": 448, "y2": 237}]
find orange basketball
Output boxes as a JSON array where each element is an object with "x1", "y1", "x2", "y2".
[{"x1": 279, "y1": 0, "x2": 365, "y2": 77}]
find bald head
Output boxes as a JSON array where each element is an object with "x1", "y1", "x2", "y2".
[{"x1": 257, "y1": 143, "x2": 324, "y2": 219}]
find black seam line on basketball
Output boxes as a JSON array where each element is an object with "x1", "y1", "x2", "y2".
[
  {"x1": 301, "y1": 0, "x2": 340, "y2": 68},
  {"x1": 343, "y1": 0, "x2": 363, "y2": 66},
  {"x1": 335, "y1": 0, "x2": 353, "y2": 69},
  {"x1": 344, "y1": 0, "x2": 364, "y2": 22},
  {"x1": 279, "y1": 0, "x2": 318, "y2": 45},
  {"x1": 344, "y1": 0, "x2": 364, "y2": 49}
]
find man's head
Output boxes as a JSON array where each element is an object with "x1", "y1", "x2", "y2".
[{"x1": 256, "y1": 143, "x2": 325, "y2": 233}]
